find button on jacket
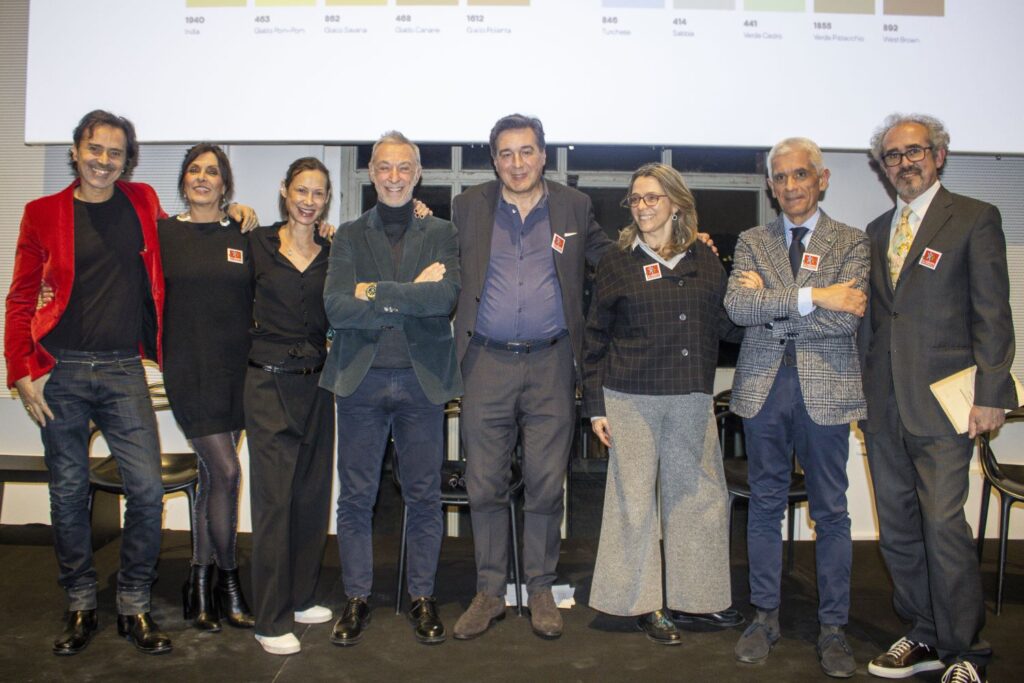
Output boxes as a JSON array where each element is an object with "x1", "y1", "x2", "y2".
[{"x1": 583, "y1": 240, "x2": 740, "y2": 416}]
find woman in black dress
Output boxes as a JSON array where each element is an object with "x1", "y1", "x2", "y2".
[
  {"x1": 159, "y1": 144, "x2": 256, "y2": 632},
  {"x1": 246, "y1": 158, "x2": 336, "y2": 656}
]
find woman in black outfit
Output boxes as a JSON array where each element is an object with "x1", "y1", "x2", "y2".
[
  {"x1": 246, "y1": 158, "x2": 336, "y2": 656},
  {"x1": 159, "y1": 144, "x2": 256, "y2": 632}
]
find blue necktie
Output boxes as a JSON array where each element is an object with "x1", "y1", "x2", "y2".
[
  {"x1": 789, "y1": 226, "x2": 809, "y2": 277},
  {"x1": 784, "y1": 226, "x2": 809, "y2": 366}
]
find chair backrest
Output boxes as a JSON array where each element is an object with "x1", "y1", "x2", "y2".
[
  {"x1": 716, "y1": 409, "x2": 746, "y2": 460},
  {"x1": 978, "y1": 413, "x2": 1024, "y2": 486}
]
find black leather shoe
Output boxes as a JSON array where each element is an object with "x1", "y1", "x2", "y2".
[
  {"x1": 330, "y1": 597, "x2": 370, "y2": 647},
  {"x1": 408, "y1": 596, "x2": 446, "y2": 645},
  {"x1": 637, "y1": 609, "x2": 682, "y2": 646},
  {"x1": 671, "y1": 608, "x2": 745, "y2": 629},
  {"x1": 117, "y1": 613, "x2": 172, "y2": 655},
  {"x1": 53, "y1": 609, "x2": 98, "y2": 656}
]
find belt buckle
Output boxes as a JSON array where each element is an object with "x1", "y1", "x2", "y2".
[{"x1": 507, "y1": 340, "x2": 529, "y2": 353}]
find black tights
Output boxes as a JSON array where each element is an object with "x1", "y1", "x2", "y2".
[{"x1": 191, "y1": 431, "x2": 242, "y2": 568}]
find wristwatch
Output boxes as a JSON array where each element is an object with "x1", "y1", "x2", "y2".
[{"x1": 366, "y1": 282, "x2": 377, "y2": 301}]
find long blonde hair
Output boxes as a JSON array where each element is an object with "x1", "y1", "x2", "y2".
[{"x1": 617, "y1": 163, "x2": 698, "y2": 258}]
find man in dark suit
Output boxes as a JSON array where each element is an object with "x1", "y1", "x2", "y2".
[
  {"x1": 725, "y1": 137, "x2": 868, "y2": 678},
  {"x1": 321, "y1": 131, "x2": 461, "y2": 647},
  {"x1": 861, "y1": 114, "x2": 1016, "y2": 683},
  {"x1": 450, "y1": 114, "x2": 611, "y2": 640}
]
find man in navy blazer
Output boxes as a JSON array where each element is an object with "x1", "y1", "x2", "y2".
[
  {"x1": 861, "y1": 114, "x2": 1016, "y2": 683},
  {"x1": 451, "y1": 114, "x2": 611, "y2": 640},
  {"x1": 321, "y1": 131, "x2": 461, "y2": 647}
]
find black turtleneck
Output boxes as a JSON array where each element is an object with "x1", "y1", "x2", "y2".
[
  {"x1": 378, "y1": 201, "x2": 412, "y2": 246},
  {"x1": 372, "y1": 201, "x2": 414, "y2": 369}
]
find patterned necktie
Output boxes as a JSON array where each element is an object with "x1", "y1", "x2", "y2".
[
  {"x1": 888, "y1": 206, "x2": 914, "y2": 287},
  {"x1": 789, "y1": 226, "x2": 809, "y2": 277}
]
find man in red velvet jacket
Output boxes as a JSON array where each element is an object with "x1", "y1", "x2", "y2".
[{"x1": 4, "y1": 110, "x2": 172, "y2": 656}]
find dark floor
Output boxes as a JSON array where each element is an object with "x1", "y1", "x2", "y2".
[{"x1": 1, "y1": 460, "x2": 1022, "y2": 682}]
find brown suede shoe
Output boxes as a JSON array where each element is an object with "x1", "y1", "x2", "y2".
[
  {"x1": 527, "y1": 590, "x2": 562, "y2": 639},
  {"x1": 453, "y1": 593, "x2": 505, "y2": 640}
]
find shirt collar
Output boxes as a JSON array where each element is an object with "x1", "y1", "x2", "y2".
[
  {"x1": 631, "y1": 237, "x2": 687, "y2": 270},
  {"x1": 782, "y1": 208, "x2": 821, "y2": 234},
  {"x1": 896, "y1": 180, "x2": 942, "y2": 221},
  {"x1": 497, "y1": 181, "x2": 550, "y2": 213}
]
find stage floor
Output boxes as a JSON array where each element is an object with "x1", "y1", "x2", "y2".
[{"x1": 1, "y1": 470, "x2": 1021, "y2": 682}]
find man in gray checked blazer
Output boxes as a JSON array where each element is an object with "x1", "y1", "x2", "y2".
[{"x1": 724, "y1": 137, "x2": 869, "y2": 679}]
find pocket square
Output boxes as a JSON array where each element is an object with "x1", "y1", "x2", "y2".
[{"x1": 563, "y1": 232, "x2": 577, "y2": 237}]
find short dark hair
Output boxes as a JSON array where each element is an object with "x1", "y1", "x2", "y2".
[
  {"x1": 489, "y1": 114, "x2": 546, "y2": 159},
  {"x1": 178, "y1": 143, "x2": 234, "y2": 207},
  {"x1": 278, "y1": 157, "x2": 332, "y2": 221},
  {"x1": 68, "y1": 109, "x2": 139, "y2": 175}
]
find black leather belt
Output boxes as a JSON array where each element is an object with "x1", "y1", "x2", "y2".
[
  {"x1": 470, "y1": 330, "x2": 568, "y2": 353},
  {"x1": 248, "y1": 360, "x2": 324, "y2": 375}
]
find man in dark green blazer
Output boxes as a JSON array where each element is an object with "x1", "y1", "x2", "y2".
[{"x1": 321, "y1": 132, "x2": 461, "y2": 647}]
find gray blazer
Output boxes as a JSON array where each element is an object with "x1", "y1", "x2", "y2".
[
  {"x1": 725, "y1": 212, "x2": 869, "y2": 426},
  {"x1": 320, "y1": 207, "x2": 462, "y2": 405},
  {"x1": 451, "y1": 179, "x2": 612, "y2": 379},
  {"x1": 860, "y1": 187, "x2": 1016, "y2": 436}
]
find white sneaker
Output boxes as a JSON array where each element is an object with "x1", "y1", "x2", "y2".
[
  {"x1": 294, "y1": 605, "x2": 333, "y2": 624},
  {"x1": 255, "y1": 633, "x2": 301, "y2": 655}
]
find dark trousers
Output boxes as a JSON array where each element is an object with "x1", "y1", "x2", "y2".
[
  {"x1": 335, "y1": 368, "x2": 443, "y2": 599},
  {"x1": 743, "y1": 366, "x2": 852, "y2": 626},
  {"x1": 41, "y1": 350, "x2": 164, "y2": 614},
  {"x1": 245, "y1": 367, "x2": 334, "y2": 637},
  {"x1": 461, "y1": 338, "x2": 575, "y2": 597},
  {"x1": 865, "y1": 388, "x2": 989, "y2": 666}
]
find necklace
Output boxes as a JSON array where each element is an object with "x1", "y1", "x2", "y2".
[{"x1": 177, "y1": 211, "x2": 231, "y2": 227}]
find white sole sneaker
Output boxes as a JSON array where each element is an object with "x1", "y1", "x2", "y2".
[
  {"x1": 294, "y1": 605, "x2": 333, "y2": 624},
  {"x1": 867, "y1": 660, "x2": 945, "y2": 678},
  {"x1": 255, "y1": 633, "x2": 301, "y2": 655}
]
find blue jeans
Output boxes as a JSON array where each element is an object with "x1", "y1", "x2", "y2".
[
  {"x1": 335, "y1": 368, "x2": 443, "y2": 599},
  {"x1": 41, "y1": 349, "x2": 164, "y2": 614},
  {"x1": 743, "y1": 366, "x2": 852, "y2": 626}
]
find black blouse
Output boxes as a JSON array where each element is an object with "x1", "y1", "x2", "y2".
[{"x1": 247, "y1": 223, "x2": 330, "y2": 368}]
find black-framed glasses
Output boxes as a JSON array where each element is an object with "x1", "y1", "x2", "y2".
[
  {"x1": 881, "y1": 145, "x2": 933, "y2": 167},
  {"x1": 621, "y1": 193, "x2": 667, "y2": 208}
]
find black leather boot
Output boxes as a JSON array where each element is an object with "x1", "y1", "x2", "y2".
[
  {"x1": 118, "y1": 613, "x2": 172, "y2": 655},
  {"x1": 182, "y1": 564, "x2": 222, "y2": 632},
  {"x1": 214, "y1": 567, "x2": 255, "y2": 629}
]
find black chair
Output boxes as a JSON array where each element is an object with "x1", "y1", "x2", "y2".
[
  {"x1": 975, "y1": 409, "x2": 1024, "y2": 615},
  {"x1": 716, "y1": 391, "x2": 808, "y2": 570},
  {"x1": 86, "y1": 372, "x2": 200, "y2": 556},
  {"x1": 392, "y1": 401, "x2": 524, "y2": 616}
]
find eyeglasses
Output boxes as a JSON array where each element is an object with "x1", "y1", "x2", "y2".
[
  {"x1": 881, "y1": 146, "x2": 933, "y2": 167},
  {"x1": 621, "y1": 193, "x2": 667, "y2": 208}
]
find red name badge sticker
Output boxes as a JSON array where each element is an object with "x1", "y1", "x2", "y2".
[
  {"x1": 227, "y1": 248, "x2": 244, "y2": 264},
  {"x1": 551, "y1": 234, "x2": 566, "y2": 254},
  {"x1": 919, "y1": 248, "x2": 942, "y2": 270},
  {"x1": 643, "y1": 263, "x2": 662, "y2": 281},
  {"x1": 801, "y1": 253, "x2": 820, "y2": 272}
]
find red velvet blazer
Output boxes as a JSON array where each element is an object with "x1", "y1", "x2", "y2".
[{"x1": 4, "y1": 179, "x2": 167, "y2": 387}]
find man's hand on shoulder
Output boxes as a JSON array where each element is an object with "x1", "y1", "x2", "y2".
[
  {"x1": 696, "y1": 232, "x2": 719, "y2": 256},
  {"x1": 811, "y1": 279, "x2": 866, "y2": 316}
]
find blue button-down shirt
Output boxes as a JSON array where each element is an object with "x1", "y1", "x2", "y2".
[{"x1": 475, "y1": 191, "x2": 567, "y2": 341}]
